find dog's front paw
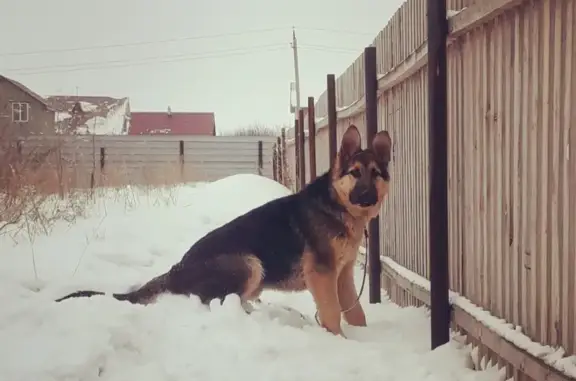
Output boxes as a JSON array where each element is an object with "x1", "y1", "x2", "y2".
[{"x1": 321, "y1": 324, "x2": 346, "y2": 338}]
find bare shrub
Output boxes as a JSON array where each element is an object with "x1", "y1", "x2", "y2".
[
  {"x1": 280, "y1": 162, "x2": 294, "y2": 189},
  {"x1": 0, "y1": 121, "x2": 92, "y2": 240},
  {"x1": 225, "y1": 122, "x2": 281, "y2": 137},
  {"x1": 220, "y1": 122, "x2": 294, "y2": 188}
]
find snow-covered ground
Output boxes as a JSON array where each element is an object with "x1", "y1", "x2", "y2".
[{"x1": 0, "y1": 175, "x2": 499, "y2": 381}]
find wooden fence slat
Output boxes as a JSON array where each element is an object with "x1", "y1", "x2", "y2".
[{"x1": 562, "y1": 0, "x2": 575, "y2": 356}]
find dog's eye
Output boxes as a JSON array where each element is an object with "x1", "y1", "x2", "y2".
[
  {"x1": 349, "y1": 168, "x2": 361, "y2": 178},
  {"x1": 371, "y1": 168, "x2": 380, "y2": 178}
]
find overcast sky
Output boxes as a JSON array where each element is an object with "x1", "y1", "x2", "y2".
[{"x1": 0, "y1": 0, "x2": 405, "y2": 134}]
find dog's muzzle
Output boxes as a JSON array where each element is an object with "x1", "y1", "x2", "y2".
[{"x1": 349, "y1": 185, "x2": 378, "y2": 207}]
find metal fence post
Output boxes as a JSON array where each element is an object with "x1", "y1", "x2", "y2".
[
  {"x1": 277, "y1": 136, "x2": 283, "y2": 184},
  {"x1": 258, "y1": 140, "x2": 263, "y2": 176},
  {"x1": 427, "y1": 0, "x2": 450, "y2": 350},
  {"x1": 327, "y1": 74, "x2": 338, "y2": 168},
  {"x1": 308, "y1": 96, "x2": 317, "y2": 181},
  {"x1": 273, "y1": 143, "x2": 278, "y2": 181},
  {"x1": 298, "y1": 108, "x2": 306, "y2": 190},
  {"x1": 281, "y1": 128, "x2": 287, "y2": 187},
  {"x1": 364, "y1": 46, "x2": 381, "y2": 304},
  {"x1": 99, "y1": 147, "x2": 106, "y2": 187},
  {"x1": 179, "y1": 140, "x2": 184, "y2": 180},
  {"x1": 99, "y1": 147, "x2": 106, "y2": 171},
  {"x1": 294, "y1": 118, "x2": 300, "y2": 190}
]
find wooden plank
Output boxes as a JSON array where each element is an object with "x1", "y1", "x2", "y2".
[
  {"x1": 548, "y1": 0, "x2": 563, "y2": 348},
  {"x1": 526, "y1": 0, "x2": 540, "y2": 342},
  {"x1": 535, "y1": 0, "x2": 551, "y2": 345},
  {"x1": 463, "y1": 31, "x2": 478, "y2": 304},
  {"x1": 564, "y1": 0, "x2": 576, "y2": 356},
  {"x1": 479, "y1": 22, "x2": 489, "y2": 311},
  {"x1": 519, "y1": 0, "x2": 531, "y2": 335},
  {"x1": 509, "y1": 5, "x2": 522, "y2": 330}
]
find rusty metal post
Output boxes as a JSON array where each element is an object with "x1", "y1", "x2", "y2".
[
  {"x1": 364, "y1": 46, "x2": 381, "y2": 304},
  {"x1": 428, "y1": 0, "x2": 450, "y2": 350},
  {"x1": 294, "y1": 118, "x2": 300, "y2": 191},
  {"x1": 277, "y1": 136, "x2": 283, "y2": 184},
  {"x1": 99, "y1": 147, "x2": 105, "y2": 171},
  {"x1": 281, "y1": 128, "x2": 287, "y2": 186},
  {"x1": 179, "y1": 140, "x2": 184, "y2": 180},
  {"x1": 298, "y1": 108, "x2": 306, "y2": 190},
  {"x1": 273, "y1": 143, "x2": 278, "y2": 181},
  {"x1": 327, "y1": 74, "x2": 338, "y2": 168},
  {"x1": 98, "y1": 147, "x2": 106, "y2": 188},
  {"x1": 307, "y1": 96, "x2": 317, "y2": 181},
  {"x1": 257, "y1": 140, "x2": 263, "y2": 176}
]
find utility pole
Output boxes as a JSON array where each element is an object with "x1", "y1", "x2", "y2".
[{"x1": 291, "y1": 27, "x2": 302, "y2": 120}]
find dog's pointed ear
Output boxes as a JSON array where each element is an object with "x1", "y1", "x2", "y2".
[
  {"x1": 339, "y1": 125, "x2": 362, "y2": 161},
  {"x1": 372, "y1": 130, "x2": 392, "y2": 163}
]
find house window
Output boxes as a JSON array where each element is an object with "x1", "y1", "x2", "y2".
[{"x1": 11, "y1": 102, "x2": 30, "y2": 123}]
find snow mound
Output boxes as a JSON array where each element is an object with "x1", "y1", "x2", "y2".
[
  {"x1": 196, "y1": 173, "x2": 291, "y2": 214},
  {"x1": 0, "y1": 175, "x2": 497, "y2": 381}
]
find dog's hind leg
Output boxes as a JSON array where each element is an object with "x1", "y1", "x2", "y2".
[
  {"x1": 167, "y1": 253, "x2": 264, "y2": 306},
  {"x1": 241, "y1": 255, "x2": 265, "y2": 301},
  {"x1": 239, "y1": 255, "x2": 265, "y2": 314}
]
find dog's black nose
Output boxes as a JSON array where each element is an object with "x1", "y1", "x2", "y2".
[{"x1": 350, "y1": 186, "x2": 377, "y2": 207}]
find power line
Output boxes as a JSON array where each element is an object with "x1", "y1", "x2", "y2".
[
  {"x1": 7, "y1": 44, "x2": 287, "y2": 73},
  {"x1": 0, "y1": 27, "x2": 287, "y2": 57},
  {"x1": 0, "y1": 27, "x2": 377, "y2": 57},
  {"x1": 7, "y1": 45, "x2": 290, "y2": 76},
  {"x1": 5, "y1": 44, "x2": 362, "y2": 76}
]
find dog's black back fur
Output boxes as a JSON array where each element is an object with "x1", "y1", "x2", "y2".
[
  {"x1": 163, "y1": 171, "x2": 356, "y2": 302},
  {"x1": 56, "y1": 170, "x2": 352, "y2": 304}
]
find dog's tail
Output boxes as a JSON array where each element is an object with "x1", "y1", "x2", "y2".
[{"x1": 55, "y1": 273, "x2": 169, "y2": 305}]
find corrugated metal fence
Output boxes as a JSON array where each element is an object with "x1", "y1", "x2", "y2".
[
  {"x1": 284, "y1": 0, "x2": 575, "y2": 379},
  {"x1": 19, "y1": 135, "x2": 276, "y2": 189}
]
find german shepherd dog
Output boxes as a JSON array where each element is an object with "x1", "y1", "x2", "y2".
[{"x1": 56, "y1": 125, "x2": 392, "y2": 336}]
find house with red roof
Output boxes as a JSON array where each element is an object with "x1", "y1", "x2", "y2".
[{"x1": 129, "y1": 108, "x2": 215, "y2": 136}]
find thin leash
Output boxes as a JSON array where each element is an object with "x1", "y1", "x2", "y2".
[{"x1": 314, "y1": 227, "x2": 370, "y2": 326}]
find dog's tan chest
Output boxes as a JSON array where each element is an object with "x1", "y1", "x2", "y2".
[{"x1": 332, "y1": 231, "x2": 363, "y2": 270}]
